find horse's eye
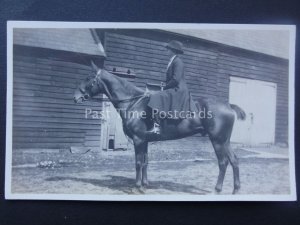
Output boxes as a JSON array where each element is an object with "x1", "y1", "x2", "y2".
[
  {"x1": 83, "y1": 94, "x2": 90, "y2": 100},
  {"x1": 79, "y1": 87, "x2": 86, "y2": 94}
]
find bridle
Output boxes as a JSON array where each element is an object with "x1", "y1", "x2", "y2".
[{"x1": 81, "y1": 69, "x2": 149, "y2": 105}]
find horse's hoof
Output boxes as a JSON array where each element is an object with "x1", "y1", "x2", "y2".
[
  {"x1": 142, "y1": 180, "x2": 149, "y2": 187},
  {"x1": 232, "y1": 187, "x2": 240, "y2": 195},
  {"x1": 135, "y1": 181, "x2": 142, "y2": 188},
  {"x1": 215, "y1": 186, "x2": 222, "y2": 193},
  {"x1": 131, "y1": 187, "x2": 145, "y2": 194}
]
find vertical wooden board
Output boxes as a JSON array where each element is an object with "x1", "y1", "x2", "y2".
[
  {"x1": 13, "y1": 53, "x2": 101, "y2": 150},
  {"x1": 103, "y1": 31, "x2": 289, "y2": 145}
]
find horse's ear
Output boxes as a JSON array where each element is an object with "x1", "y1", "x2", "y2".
[{"x1": 90, "y1": 60, "x2": 99, "y2": 72}]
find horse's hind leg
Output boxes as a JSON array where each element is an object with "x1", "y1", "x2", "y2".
[
  {"x1": 141, "y1": 144, "x2": 149, "y2": 186},
  {"x1": 225, "y1": 143, "x2": 240, "y2": 194},
  {"x1": 211, "y1": 141, "x2": 229, "y2": 193},
  {"x1": 209, "y1": 110, "x2": 240, "y2": 194}
]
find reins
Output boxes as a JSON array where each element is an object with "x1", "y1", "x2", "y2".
[
  {"x1": 87, "y1": 94, "x2": 148, "y2": 103},
  {"x1": 87, "y1": 69, "x2": 150, "y2": 104}
]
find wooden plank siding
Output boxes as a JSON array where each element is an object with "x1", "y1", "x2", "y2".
[
  {"x1": 12, "y1": 29, "x2": 289, "y2": 151},
  {"x1": 13, "y1": 48, "x2": 102, "y2": 150},
  {"x1": 103, "y1": 30, "x2": 289, "y2": 144},
  {"x1": 104, "y1": 32, "x2": 219, "y2": 99},
  {"x1": 216, "y1": 53, "x2": 289, "y2": 144}
]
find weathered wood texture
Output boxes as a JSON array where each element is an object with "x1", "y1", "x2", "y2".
[
  {"x1": 12, "y1": 29, "x2": 289, "y2": 151},
  {"x1": 104, "y1": 30, "x2": 289, "y2": 144},
  {"x1": 13, "y1": 50, "x2": 102, "y2": 150}
]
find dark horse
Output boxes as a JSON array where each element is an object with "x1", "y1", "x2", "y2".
[{"x1": 74, "y1": 66, "x2": 246, "y2": 194}]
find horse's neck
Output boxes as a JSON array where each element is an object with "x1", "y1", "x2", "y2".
[{"x1": 101, "y1": 71, "x2": 144, "y2": 108}]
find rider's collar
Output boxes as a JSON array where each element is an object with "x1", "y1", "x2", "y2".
[
  {"x1": 96, "y1": 69, "x2": 102, "y2": 76},
  {"x1": 167, "y1": 55, "x2": 177, "y2": 69},
  {"x1": 170, "y1": 55, "x2": 177, "y2": 62}
]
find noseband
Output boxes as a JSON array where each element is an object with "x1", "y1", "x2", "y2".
[
  {"x1": 80, "y1": 69, "x2": 102, "y2": 101},
  {"x1": 84, "y1": 69, "x2": 149, "y2": 105}
]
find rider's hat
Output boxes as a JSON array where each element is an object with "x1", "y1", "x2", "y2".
[{"x1": 165, "y1": 40, "x2": 184, "y2": 54}]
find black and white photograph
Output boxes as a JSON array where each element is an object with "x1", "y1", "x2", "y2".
[{"x1": 5, "y1": 22, "x2": 296, "y2": 201}]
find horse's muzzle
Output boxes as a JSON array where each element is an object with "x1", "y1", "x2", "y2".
[{"x1": 74, "y1": 97, "x2": 83, "y2": 104}]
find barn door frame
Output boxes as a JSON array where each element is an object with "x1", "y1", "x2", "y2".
[
  {"x1": 100, "y1": 94, "x2": 130, "y2": 151},
  {"x1": 229, "y1": 76, "x2": 277, "y2": 146}
]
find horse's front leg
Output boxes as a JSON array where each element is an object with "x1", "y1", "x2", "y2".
[{"x1": 133, "y1": 137, "x2": 148, "y2": 188}]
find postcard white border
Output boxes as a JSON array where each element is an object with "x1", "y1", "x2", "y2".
[{"x1": 5, "y1": 21, "x2": 297, "y2": 201}]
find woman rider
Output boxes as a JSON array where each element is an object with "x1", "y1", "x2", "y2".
[{"x1": 148, "y1": 40, "x2": 196, "y2": 134}]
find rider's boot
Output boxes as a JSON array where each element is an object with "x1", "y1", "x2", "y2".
[{"x1": 149, "y1": 114, "x2": 161, "y2": 134}]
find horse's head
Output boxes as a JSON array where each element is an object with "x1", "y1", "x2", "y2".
[{"x1": 74, "y1": 61, "x2": 105, "y2": 104}]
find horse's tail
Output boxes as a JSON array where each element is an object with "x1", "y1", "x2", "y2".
[{"x1": 230, "y1": 104, "x2": 246, "y2": 121}]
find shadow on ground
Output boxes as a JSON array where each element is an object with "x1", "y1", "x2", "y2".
[{"x1": 46, "y1": 175, "x2": 210, "y2": 195}]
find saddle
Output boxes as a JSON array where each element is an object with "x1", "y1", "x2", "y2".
[
  {"x1": 145, "y1": 82, "x2": 165, "y2": 92},
  {"x1": 146, "y1": 82, "x2": 202, "y2": 113},
  {"x1": 145, "y1": 82, "x2": 207, "y2": 136}
]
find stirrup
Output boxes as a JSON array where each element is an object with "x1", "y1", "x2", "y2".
[{"x1": 150, "y1": 122, "x2": 160, "y2": 134}]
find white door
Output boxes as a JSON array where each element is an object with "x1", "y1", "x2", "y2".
[
  {"x1": 100, "y1": 100, "x2": 129, "y2": 150},
  {"x1": 229, "y1": 77, "x2": 277, "y2": 145}
]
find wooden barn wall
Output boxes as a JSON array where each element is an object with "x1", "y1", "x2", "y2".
[
  {"x1": 103, "y1": 31, "x2": 218, "y2": 99},
  {"x1": 13, "y1": 46, "x2": 102, "y2": 150},
  {"x1": 12, "y1": 30, "x2": 289, "y2": 151},
  {"x1": 217, "y1": 52, "x2": 289, "y2": 144},
  {"x1": 103, "y1": 30, "x2": 289, "y2": 144}
]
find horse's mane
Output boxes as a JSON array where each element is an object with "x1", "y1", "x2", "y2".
[{"x1": 102, "y1": 70, "x2": 144, "y2": 96}]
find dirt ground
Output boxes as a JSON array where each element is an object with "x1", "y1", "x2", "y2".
[{"x1": 10, "y1": 145, "x2": 291, "y2": 196}]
